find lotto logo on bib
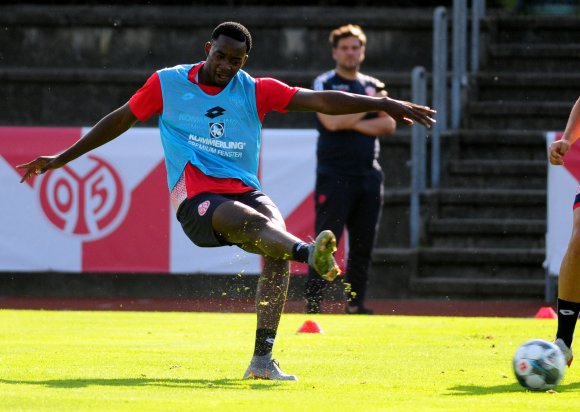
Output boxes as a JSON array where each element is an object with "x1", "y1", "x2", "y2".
[{"x1": 38, "y1": 155, "x2": 129, "y2": 241}]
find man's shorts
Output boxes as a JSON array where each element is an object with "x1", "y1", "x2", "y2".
[{"x1": 176, "y1": 190, "x2": 277, "y2": 247}]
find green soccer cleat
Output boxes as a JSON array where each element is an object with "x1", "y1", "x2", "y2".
[
  {"x1": 554, "y1": 338, "x2": 574, "y2": 367},
  {"x1": 243, "y1": 357, "x2": 298, "y2": 381},
  {"x1": 308, "y1": 230, "x2": 341, "y2": 282}
]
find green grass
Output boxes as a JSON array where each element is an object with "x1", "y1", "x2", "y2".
[{"x1": 0, "y1": 310, "x2": 579, "y2": 411}]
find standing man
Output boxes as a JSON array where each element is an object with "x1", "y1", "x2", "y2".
[
  {"x1": 17, "y1": 22, "x2": 435, "y2": 380},
  {"x1": 549, "y1": 96, "x2": 580, "y2": 367},
  {"x1": 305, "y1": 24, "x2": 396, "y2": 315}
]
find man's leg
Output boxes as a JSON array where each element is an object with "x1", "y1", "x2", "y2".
[
  {"x1": 225, "y1": 200, "x2": 296, "y2": 380},
  {"x1": 178, "y1": 192, "x2": 338, "y2": 379},
  {"x1": 212, "y1": 200, "x2": 301, "y2": 259},
  {"x1": 344, "y1": 171, "x2": 383, "y2": 314},
  {"x1": 243, "y1": 255, "x2": 297, "y2": 380},
  {"x1": 305, "y1": 173, "x2": 347, "y2": 313},
  {"x1": 210, "y1": 196, "x2": 340, "y2": 282},
  {"x1": 555, "y1": 207, "x2": 580, "y2": 366},
  {"x1": 204, "y1": 195, "x2": 339, "y2": 379}
]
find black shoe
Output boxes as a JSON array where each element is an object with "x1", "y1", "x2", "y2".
[
  {"x1": 345, "y1": 305, "x2": 373, "y2": 315},
  {"x1": 306, "y1": 299, "x2": 321, "y2": 314}
]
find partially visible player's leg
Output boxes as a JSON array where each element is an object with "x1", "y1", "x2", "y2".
[{"x1": 555, "y1": 206, "x2": 580, "y2": 366}]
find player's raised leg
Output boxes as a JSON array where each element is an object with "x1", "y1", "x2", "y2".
[{"x1": 554, "y1": 207, "x2": 580, "y2": 366}]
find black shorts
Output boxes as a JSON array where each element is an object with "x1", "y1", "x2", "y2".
[{"x1": 176, "y1": 190, "x2": 276, "y2": 247}]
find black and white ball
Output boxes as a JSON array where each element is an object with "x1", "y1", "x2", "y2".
[{"x1": 513, "y1": 339, "x2": 566, "y2": 391}]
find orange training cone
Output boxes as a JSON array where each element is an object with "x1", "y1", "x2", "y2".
[
  {"x1": 297, "y1": 320, "x2": 323, "y2": 333},
  {"x1": 534, "y1": 306, "x2": 557, "y2": 319}
]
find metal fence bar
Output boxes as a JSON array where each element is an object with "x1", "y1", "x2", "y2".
[
  {"x1": 431, "y1": 6, "x2": 448, "y2": 189},
  {"x1": 451, "y1": 0, "x2": 467, "y2": 129},
  {"x1": 471, "y1": 0, "x2": 486, "y2": 73},
  {"x1": 410, "y1": 66, "x2": 427, "y2": 248}
]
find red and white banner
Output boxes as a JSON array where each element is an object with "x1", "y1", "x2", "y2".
[
  {"x1": 545, "y1": 131, "x2": 580, "y2": 277},
  {"x1": 0, "y1": 127, "x2": 345, "y2": 275}
]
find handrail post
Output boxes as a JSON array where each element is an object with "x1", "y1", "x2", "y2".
[
  {"x1": 451, "y1": 0, "x2": 467, "y2": 129},
  {"x1": 471, "y1": 0, "x2": 486, "y2": 73},
  {"x1": 431, "y1": 6, "x2": 448, "y2": 189},
  {"x1": 410, "y1": 66, "x2": 427, "y2": 249}
]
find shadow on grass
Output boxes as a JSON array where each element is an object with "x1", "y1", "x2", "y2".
[
  {"x1": 0, "y1": 378, "x2": 283, "y2": 390},
  {"x1": 448, "y1": 381, "x2": 580, "y2": 395}
]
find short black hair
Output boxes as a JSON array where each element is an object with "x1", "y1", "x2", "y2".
[{"x1": 211, "y1": 21, "x2": 252, "y2": 53}]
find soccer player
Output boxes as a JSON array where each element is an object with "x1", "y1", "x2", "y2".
[
  {"x1": 17, "y1": 22, "x2": 435, "y2": 380},
  {"x1": 549, "y1": 96, "x2": 580, "y2": 367},
  {"x1": 305, "y1": 24, "x2": 396, "y2": 315}
]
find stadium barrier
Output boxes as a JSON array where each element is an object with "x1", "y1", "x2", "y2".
[{"x1": 0, "y1": 127, "x2": 346, "y2": 276}]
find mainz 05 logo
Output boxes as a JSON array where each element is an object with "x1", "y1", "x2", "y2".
[
  {"x1": 209, "y1": 122, "x2": 225, "y2": 138},
  {"x1": 38, "y1": 155, "x2": 129, "y2": 240}
]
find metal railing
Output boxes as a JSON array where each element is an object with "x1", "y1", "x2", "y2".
[
  {"x1": 410, "y1": 66, "x2": 427, "y2": 249},
  {"x1": 431, "y1": 6, "x2": 448, "y2": 190},
  {"x1": 451, "y1": 0, "x2": 468, "y2": 129},
  {"x1": 409, "y1": 0, "x2": 486, "y2": 248},
  {"x1": 471, "y1": 0, "x2": 486, "y2": 73}
]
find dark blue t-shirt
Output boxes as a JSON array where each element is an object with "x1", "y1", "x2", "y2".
[{"x1": 313, "y1": 70, "x2": 385, "y2": 176}]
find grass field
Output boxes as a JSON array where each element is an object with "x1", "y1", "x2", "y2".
[{"x1": 0, "y1": 309, "x2": 579, "y2": 411}]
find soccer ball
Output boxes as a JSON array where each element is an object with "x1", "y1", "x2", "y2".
[{"x1": 513, "y1": 339, "x2": 566, "y2": 391}]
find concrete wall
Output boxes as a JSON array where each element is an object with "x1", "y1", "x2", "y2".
[{"x1": 0, "y1": 5, "x2": 435, "y2": 127}]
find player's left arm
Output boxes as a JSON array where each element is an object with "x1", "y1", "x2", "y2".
[
  {"x1": 286, "y1": 89, "x2": 435, "y2": 128},
  {"x1": 549, "y1": 97, "x2": 580, "y2": 166}
]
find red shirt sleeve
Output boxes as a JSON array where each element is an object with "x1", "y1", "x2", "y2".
[
  {"x1": 129, "y1": 72, "x2": 163, "y2": 121},
  {"x1": 255, "y1": 78, "x2": 300, "y2": 122}
]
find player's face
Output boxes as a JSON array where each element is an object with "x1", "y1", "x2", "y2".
[
  {"x1": 332, "y1": 36, "x2": 365, "y2": 72},
  {"x1": 203, "y1": 35, "x2": 248, "y2": 87}
]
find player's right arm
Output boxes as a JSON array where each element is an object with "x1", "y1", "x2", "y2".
[
  {"x1": 17, "y1": 103, "x2": 138, "y2": 183},
  {"x1": 549, "y1": 97, "x2": 580, "y2": 166},
  {"x1": 17, "y1": 71, "x2": 163, "y2": 183}
]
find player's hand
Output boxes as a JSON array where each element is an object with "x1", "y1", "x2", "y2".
[
  {"x1": 16, "y1": 156, "x2": 62, "y2": 183},
  {"x1": 384, "y1": 98, "x2": 436, "y2": 129},
  {"x1": 549, "y1": 140, "x2": 570, "y2": 166}
]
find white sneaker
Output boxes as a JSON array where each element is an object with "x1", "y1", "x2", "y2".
[
  {"x1": 554, "y1": 338, "x2": 574, "y2": 367},
  {"x1": 243, "y1": 358, "x2": 298, "y2": 381}
]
